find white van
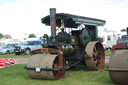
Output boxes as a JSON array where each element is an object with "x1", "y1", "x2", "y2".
[{"x1": 99, "y1": 31, "x2": 120, "y2": 50}]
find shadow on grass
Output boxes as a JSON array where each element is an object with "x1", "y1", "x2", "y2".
[{"x1": 68, "y1": 64, "x2": 108, "y2": 71}]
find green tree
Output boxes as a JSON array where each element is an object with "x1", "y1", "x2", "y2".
[
  {"x1": 28, "y1": 33, "x2": 36, "y2": 38},
  {"x1": 121, "y1": 29, "x2": 126, "y2": 32},
  {"x1": 0, "y1": 33, "x2": 3, "y2": 39}
]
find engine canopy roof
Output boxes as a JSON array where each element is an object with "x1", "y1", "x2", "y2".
[{"x1": 41, "y1": 13, "x2": 106, "y2": 28}]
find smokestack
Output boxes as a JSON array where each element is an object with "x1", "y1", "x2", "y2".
[
  {"x1": 50, "y1": 8, "x2": 56, "y2": 38},
  {"x1": 126, "y1": 27, "x2": 128, "y2": 35}
]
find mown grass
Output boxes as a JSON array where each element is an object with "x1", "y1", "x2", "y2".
[
  {"x1": 105, "y1": 50, "x2": 112, "y2": 56},
  {"x1": 0, "y1": 53, "x2": 31, "y2": 58},
  {"x1": 0, "y1": 64, "x2": 115, "y2": 85},
  {"x1": 0, "y1": 50, "x2": 112, "y2": 58}
]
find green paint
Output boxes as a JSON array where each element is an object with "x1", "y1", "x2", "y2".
[
  {"x1": 76, "y1": 22, "x2": 101, "y2": 26},
  {"x1": 81, "y1": 29, "x2": 91, "y2": 47},
  {"x1": 72, "y1": 18, "x2": 78, "y2": 21}
]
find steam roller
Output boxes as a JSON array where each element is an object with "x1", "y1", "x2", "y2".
[
  {"x1": 107, "y1": 27, "x2": 128, "y2": 85},
  {"x1": 25, "y1": 8, "x2": 106, "y2": 80},
  {"x1": 107, "y1": 49, "x2": 128, "y2": 85}
]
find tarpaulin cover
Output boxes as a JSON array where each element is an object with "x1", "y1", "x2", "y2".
[{"x1": 0, "y1": 58, "x2": 16, "y2": 68}]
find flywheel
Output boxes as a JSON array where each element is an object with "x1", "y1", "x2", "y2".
[
  {"x1": 85, "y1": 41, "x2": 105, "y2": 70},
  {"x1": 26, "y1": 54, "x2": 65, "y2": 80}
]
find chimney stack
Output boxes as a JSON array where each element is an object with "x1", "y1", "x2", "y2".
[{"x1": 50, "y1": 8, "x2": 56, "y2": 38}]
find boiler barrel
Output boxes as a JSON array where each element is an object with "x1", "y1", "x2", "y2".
[{"x1": 62, "y1": 45, "x2": 77, "y2": 56}]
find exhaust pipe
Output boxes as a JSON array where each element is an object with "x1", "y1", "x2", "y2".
[{"x1": 50, "y1": 8, "x2": 56, "y2": 38}]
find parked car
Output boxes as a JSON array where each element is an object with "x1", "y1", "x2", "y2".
[
  {"x1": 14, "y1": 40, "x2": 42, "y2": 55},
  {"x1": 117, "y1": 35, "x2": 128, "y2": 45},
  {"x1": 0, "y1": 45, "x2": 15, "y2": 54},
  {"x1": 6, "y1": 43, "x2": 19, "y2": 48},
  {"x1": 112, "y1": 28, "x2": 128, "y2": 52}
]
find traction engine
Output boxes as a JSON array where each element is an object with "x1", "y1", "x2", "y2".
[{"x1": 25, "y1": 8, "x2": 106, "y2": 80}]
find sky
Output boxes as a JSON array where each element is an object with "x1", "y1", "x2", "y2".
[{"x1": 0, "y1": 0, "x2": 128, "y2": 39}]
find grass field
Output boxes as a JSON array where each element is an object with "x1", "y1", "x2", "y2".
[
  {"x1": 0, "y1": 50, "x2": 114, "y2": 85},
  {"x1": 0, "y1": 64, "x2": 115, "y2": 85},
  {"x1": 105, "y1": 50, "x2": 112, "y2": 56},
  {"x1": 0, "y1": 50, "x2": 112, "y2": 58},
  {"x1": 0, "y1": 53, "x2": 31, "y2": 58}
]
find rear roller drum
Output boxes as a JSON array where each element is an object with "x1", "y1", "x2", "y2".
[
  {"x1": 108, "y1": 49, "x2": 128, "y2": 85},
  {"x1": 85, "y1": 41, "x2": 105, "y2": 70},
  {"x1": 26, "y1": 54, "x2": 65, "y2": 80}
]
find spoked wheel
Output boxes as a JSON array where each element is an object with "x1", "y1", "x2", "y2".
[
  {"x1": 26, "y1": 54, "x2": 65, "y2": 80},
  {"x1": 85, "y1": 41, "x2": 105, "y2": 70},
  {"x1": 53, "y1": 56, "x2": 65, "y2": 79}
]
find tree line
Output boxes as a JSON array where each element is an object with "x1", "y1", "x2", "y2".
[{"x1": 0, "y1": 33, "x2": 37, "y2": 39}]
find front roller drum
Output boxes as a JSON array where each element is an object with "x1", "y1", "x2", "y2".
[
  {"x1": 85, "y1": 41, "x2": 105, "y2": 70},
  {"x1": 108, "y1": 49, "x2": 128, "y2": 85},
  {"x1": 26, "y1": 54, "x2": 65, "y2": 80}
]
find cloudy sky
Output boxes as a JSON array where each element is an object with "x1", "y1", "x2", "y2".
[{"x1": 0, "y1": 0, "x2": 128, "y2": 39}]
